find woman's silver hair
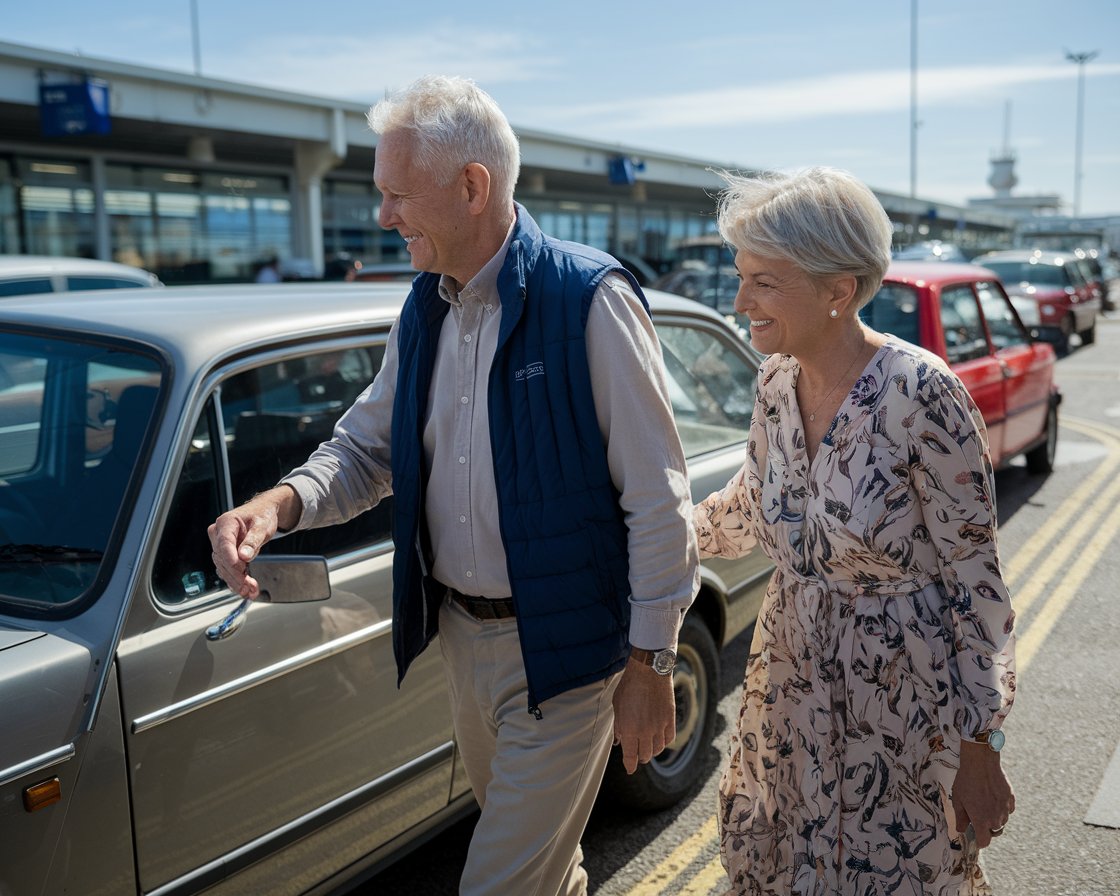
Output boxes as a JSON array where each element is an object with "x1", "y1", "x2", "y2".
[
  {"x1": 716, "y1": 166, "x2": 893, "y2": 307},
  {"x1": 367, "y1": 75, "x2": 521, "y2": 205}
]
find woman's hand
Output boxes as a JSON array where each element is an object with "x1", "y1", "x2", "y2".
[{"x1": 951, "y1": 739, "x2": 1015, "y2": 849}]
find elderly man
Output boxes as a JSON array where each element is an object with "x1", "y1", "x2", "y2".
[{"x1": 209, "y1": 75, "x2": 698, "y2": 896}]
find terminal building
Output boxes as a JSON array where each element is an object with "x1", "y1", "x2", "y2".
[{"x1": 0, "y1": 40, "x2": 1019, "y2": 285}]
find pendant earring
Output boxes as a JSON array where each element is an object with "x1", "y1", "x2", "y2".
[{"x1": 829, "y1": 309, "x2": 838, "y2": 318}]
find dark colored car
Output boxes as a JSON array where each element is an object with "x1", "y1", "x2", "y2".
[
  {"x1": 973, "y1": 249, "x2": 1100, "y2": 354},
  {"x1": 860, "y1": 261, "x2": 1060, "y2": 473},
  {"x1": 0, "y1": 282, "x2": 768, "y2": 894}
]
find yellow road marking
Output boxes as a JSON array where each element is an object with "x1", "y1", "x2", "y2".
[
  {"x1": 1002, "y1": 418, "x2": 1120, "y2": 591},
  {"x1": 627, "y1": 816, "x2": 717, "y2": 896},
  {"x1": 676, "y1": 854, "x2": 729, "y2": 895},
  {"x1": 1016, "y1": 487, "x2": 1120, "y2": 673}
]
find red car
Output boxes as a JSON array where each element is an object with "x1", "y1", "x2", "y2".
[
  {"x1": 972, "y1": 249, "x2": 1100, "y2": 354},
  {"x1": 861, "y1": 261, "x2": 1060, "y2": 473}
]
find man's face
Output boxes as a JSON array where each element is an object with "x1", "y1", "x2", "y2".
[{"x1": 374, "y1": 130, "x2": 469, "y2": 280}]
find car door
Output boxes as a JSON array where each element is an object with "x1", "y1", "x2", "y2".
[
  {"x1": 655, "y1": 311, "x2": 770, "y2": 637},
  {"x1": 937, "y1": 283, "x2": 1007, "y2": 464},
  {"x1": 974, "y1": 278, "x2": 1053, "y2": 458},
  {"x1": 115, "y1": 337, "x2": 456, "y2": 895}
]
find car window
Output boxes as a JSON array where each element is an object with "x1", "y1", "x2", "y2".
[
  {"x1": 0, "y1": 278, "x2": 54, "y2": 297},
  {"x1": 656, "y1": 321, "x2": 755, "y2": 458},
  {"x1": 65, "y1": 275, "x2": 147, "y2": 291},
  {"x1": 0, "y1": 332, "x2": 163, "y2": 614},
  {"x1": 981, "y1": 260, "x2": 1066, "y2": 288},
  {"x1": 975, "y1": 281, "x2": 1029, "y2": 350},
  {"x1": 859, "y1": 284, "x2": 920, "y2": 346},
  {"x1": 151, "y1": 343, "x2": 391, "y2": 606},
  {"x1": 940, "y1": 285, "x2": 990, "y2": 364}
]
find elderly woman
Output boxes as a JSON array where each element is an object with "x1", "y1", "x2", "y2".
[{"x1": 694, "y1": 167, "x2": 1015, "y2": 895}]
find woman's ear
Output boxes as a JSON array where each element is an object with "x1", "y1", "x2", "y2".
[
  {"x1": 462, "y1": 162, "x2": 491, "y2": 214},
  {"x1": 826, "y1": 274, "x2": 860, "y2": 318}
]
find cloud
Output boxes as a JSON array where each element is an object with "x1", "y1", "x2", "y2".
[
  {"x1": 212, "y1": 27, "x2": 559, "y2": 101},
  {"x1": 536, "y1": 62, "x2": 1120, "y2": 132}
]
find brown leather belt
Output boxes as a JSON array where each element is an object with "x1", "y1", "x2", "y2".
[{"x1": 446, "y1": 586, "x2": 516, "y2": 621}]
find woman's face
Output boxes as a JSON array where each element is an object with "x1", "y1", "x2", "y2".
[{"x1": 732, "y1": 249, "x2": 834, "y2": 357}]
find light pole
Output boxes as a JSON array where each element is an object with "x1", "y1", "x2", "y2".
[
  {"x1": 1065, "y1": 49, "x2": 1098, "y2": 218},
  {"x1": 190, "y1": 0, "x2": 202, "y2": 76}
]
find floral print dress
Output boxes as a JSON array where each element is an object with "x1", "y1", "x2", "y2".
[{"x1": 694, "y1": 339, "x2": 1015, "y2": 896}]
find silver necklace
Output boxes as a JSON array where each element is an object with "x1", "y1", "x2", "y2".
[{"x1": 803, "y1": 347, "x2": 864, "y2": 423}]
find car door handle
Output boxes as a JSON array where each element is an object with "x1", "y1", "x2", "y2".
[
  {"x1": 206, "y1": 598, "x2": 250, "y2": 641},
  {"x1": 999, "y1": 361, "x2": 1013, "y2": 379}
]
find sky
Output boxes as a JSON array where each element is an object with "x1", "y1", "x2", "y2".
[{"x1": 6, "y1": 0, "x2": 1120, "y2": 215}]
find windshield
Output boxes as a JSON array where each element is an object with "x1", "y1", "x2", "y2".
[
  {"x1": 981, "y1": 260, "x2": 1068, "y2": 288},
  {"x1": 0, "y1": 331, "x2": 163, "y2": 614}
]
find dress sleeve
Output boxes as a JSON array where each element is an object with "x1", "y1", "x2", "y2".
[
  {"x1": 908, "y1": 367, "x2": 1016, "y2": 738},
  {"x1": 693, "y1": 398, "x2": 764, "y2": 561}
]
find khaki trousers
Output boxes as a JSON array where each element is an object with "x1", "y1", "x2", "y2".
[{"x1": 438, "y1": 597, "x2": 621, "y2": 896}]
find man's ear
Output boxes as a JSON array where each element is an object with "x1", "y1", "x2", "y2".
[{"x1": 462, "y1": 162, "x2": 491, "y2": 214}]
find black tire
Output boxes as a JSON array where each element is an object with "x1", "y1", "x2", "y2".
[
  {"x1": 1056, "y1": 315, "x2": 1074, "y2": 356},
  {"x1": 603, "y1": 614, "x2": 720, "y2": 811},
  {"x1": 1025, "y1": 402, "x2": 1058, "y2": 475},
  {"x1": 1080, "y1": 321, "x2": 1096, "y2": 345}
]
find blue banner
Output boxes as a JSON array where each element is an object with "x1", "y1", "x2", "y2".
[{"x1": 40, "y1": 79, "x2": 111, "y2": 137}]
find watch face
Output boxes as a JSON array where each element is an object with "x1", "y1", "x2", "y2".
[
  {"x1": 988, "y1": 729, "x2": 1006, "y2": 752},
  {"x1": 652, "y1": 650, "x2": 676, "y2": 675}
]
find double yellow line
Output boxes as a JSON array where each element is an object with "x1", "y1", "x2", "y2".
[{"x1": 619, "y1": 414, "x2": 1120, "y2": 896}]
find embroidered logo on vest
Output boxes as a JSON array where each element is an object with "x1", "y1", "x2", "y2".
[{"x1": 514, "y1": 361, "x2": 545, "y2": 381}]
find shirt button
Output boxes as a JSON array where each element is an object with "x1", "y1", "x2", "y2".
[
  {"x1": 464, "y1": 334, "x2": 472, "y2": 343},
  {"x1": 460, "y1": 396, "x2": 468, "y2": 404},
  {"x1": 465, "y1": 570, "x2": 473, "y2": 578},
  {"x1": 458, "y1": 456, "x2": 466, "y2": 464},
  {"x1": 459, "y1": 515, "x2": 467, "y2": 523}
]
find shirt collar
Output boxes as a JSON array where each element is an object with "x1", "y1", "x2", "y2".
[{"x1": 437, "y1": 219, "x2": 517, "y2": 307}]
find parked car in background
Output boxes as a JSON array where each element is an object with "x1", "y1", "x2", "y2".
[
  {"x1": 0, "y1": 255, "x2": 162, "y2": 297},
  {"x1": 893, "y1": 240, "x2": 970, "y2": 263},
  {"x1": 972, "y1": 249, "x2": 1099, "y2": 354},
  {"x1": 654, "y1": 261, "x2": 740, "y2": 315},
  {"x1": 1071, "y1": 247, "x2": 1112, "y2": 312},
  {"x1": 859, "y1": 261, "x2": 1060, "y2": 473},
  {"x1": 0, "y1": 283, "x2": 768, "y2": 895}
]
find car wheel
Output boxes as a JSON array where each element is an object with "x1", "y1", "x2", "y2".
[
  {"x1": 1025, "y1": 402, "x2": 1058, "y2": 475},
  {"x1": 1056, "y1": 315, "x2": 1074, "y2": 355},
  {"x1": 603, "y1": 614, "x2": 720, "y2": 811}
]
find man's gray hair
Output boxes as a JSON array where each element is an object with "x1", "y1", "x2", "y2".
[
  {"x1": 716, "y1": 167, "x2": 893, "y2": 307},
  {"x1": 367, "y1": 75, "x2": 521, "y2": 205}
]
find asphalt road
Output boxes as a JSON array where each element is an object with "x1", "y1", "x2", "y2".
[{"x1": 362, "y1": 312, "x2": 1120, "y2": 896}]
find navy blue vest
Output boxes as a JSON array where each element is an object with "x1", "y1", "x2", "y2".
[{"x1": 389, "y1": 205, "x2": 648, "y2": 711}]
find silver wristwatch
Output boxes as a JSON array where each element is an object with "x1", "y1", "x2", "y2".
[
  {"x1": 973, "y1": 729, "x2": 1005, "y2": 752},
  {"x1": 630, "y1": 647, "x2": 677, "y2": 675}
]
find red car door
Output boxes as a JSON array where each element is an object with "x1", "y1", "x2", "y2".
[
  {"x1": 935, "y1": 283, "x2": 1007, "y2": 464},
  {"x1": 974, "y1": 279, "x2": 1054, "y2": 458}
]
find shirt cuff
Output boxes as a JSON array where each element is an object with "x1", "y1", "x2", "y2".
[
  {"x1": 628, "y1": 603, "x2": 685, "y2": 653},
  {"x1": 278, "y1": 474, "x2": 318, "y2": 532}
]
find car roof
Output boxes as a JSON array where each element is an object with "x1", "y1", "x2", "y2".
[
  {"x1": 0, "y1": 254, "x2": 158, "y2": 280},
  {"x1": 971, "y1": 249, "x2": 1078, "y2": 266},
  {"x1": 0, "y1": 281, "x2": 722, "y2": 361},
  {"x1": 883, "y1": 260, "x2": 999, "y2": 285}
]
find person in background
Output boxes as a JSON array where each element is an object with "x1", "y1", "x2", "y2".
[
  {"x1": 209, "y1": 75, "x2": 698, "y2": 896},
  {"x1": 254, "y1": 255, "x2": 281, "y2": 283},
  {"x1": 693, "y1": 166, "x2": 1015, "y2": 895}
]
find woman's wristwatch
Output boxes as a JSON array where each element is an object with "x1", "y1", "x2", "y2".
[
  {"x1": 971, "y1": 729, "x2": 1006, "y2": 752},
  {"x1": 630, "y1": 647, "x2": 677, "y2": 675}
]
